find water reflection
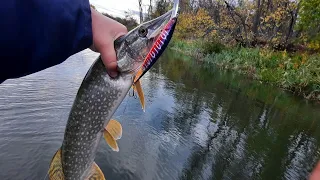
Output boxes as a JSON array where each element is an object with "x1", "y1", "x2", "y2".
[
  {"x1": 154, "y1": 51, "x2": 320, "y2": 180},
  {"x1": 0, "y1": 49, "x2": 319, "y2": 180}
]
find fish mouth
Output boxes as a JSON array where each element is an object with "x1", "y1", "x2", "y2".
[
  {"x1": 115, "y1": 8, "x2": 177, "y2": 77},
  {"x1": 133, "y1": 5, "x2": 179, "y2": 82},
  {"x1": 129, "y1": 0, "x2": 179, "y2": 112},
  {"x1": 146, "y1": 10, "x2": 173, "y2": 39}
]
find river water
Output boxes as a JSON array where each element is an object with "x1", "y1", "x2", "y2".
[{"x1": 0, "y1": 49, "x2": 320, "y2": 180}]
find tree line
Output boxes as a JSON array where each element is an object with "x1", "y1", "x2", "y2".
[{"x1": 145, "y1": 0, "x2": 320, "y2": 52}]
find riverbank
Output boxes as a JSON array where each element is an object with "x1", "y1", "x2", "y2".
[{"x1": 170, "y1": 40, "x2": 320, "y2": 101}]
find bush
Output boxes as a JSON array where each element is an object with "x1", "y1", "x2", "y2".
[{"x1": 201, "y1": 41, "x2": 226, "y2": 54}]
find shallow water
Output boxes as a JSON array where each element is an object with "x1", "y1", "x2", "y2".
[{"x1": 0, "y1": 49, "x2": 320, "y2": 180}]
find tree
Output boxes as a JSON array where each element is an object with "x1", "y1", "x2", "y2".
[
  {"x1": 152, "y1": 0, "x2": 317, "y2": 51},
  {"x1": 150, "y1": 0, "x2": 171, "y2": 18},
  {"x1": 297, "y1": 0, "x2": 320, "y2": 50},
  {"x1": 138, "y1": 0, "x2": 144, "y2": 23}
]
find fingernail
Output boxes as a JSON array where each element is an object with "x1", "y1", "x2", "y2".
[{"x1": 109, "y1": 71, "x2": 118, "y2": 78}]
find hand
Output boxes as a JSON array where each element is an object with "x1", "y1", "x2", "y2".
[
  {"x1": 310, "y1": 161, "x2": 320, "y2": 180},
  {"x1": 90, "y1": 8, "x2": 128, "y2": 78}
]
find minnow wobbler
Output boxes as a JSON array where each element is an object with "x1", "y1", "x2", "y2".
[{"x1": 48, "y1": 1, "x2": 179, "y2": 180}]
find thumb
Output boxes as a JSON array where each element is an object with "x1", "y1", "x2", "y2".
[
  {"x1": 100, "y1": 43, "x2": 118, "y2": 78},
  {"x1": 100, "y1": 31, "x2": 127, "y2": 78},
  {"x1": 91, "y1": 8, "x2": 127, "y2": 78}
]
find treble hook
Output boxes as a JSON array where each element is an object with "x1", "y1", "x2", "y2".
[
  {"x1": 129, "y1": 87, "x2": 134, "y2": 97},
  {"x1": 128, "y1": 86, "x2": 138, "y2": 99}
]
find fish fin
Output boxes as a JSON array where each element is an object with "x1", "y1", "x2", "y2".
[
  {"x1": 48, "y1": 148, "x2": 65, "y2": 180},
  {"x1": 87, "y1": 162, "x2": 106, "y2": 180},
  {"x1": 134, "y1": 80, "x2": 146, "y2": 112},
  {"x1": 106, "y1": 119, "x2": 122, "y2": 140},
  {"x1": 103, "y1": 129, "x2": 119, "y2": 152}
]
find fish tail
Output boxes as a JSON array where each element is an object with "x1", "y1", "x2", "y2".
[
  {"x1": 87, "y1": 162, "x2": 105, "y2": 180},
  {"x1": 48, "y1": 148, "x2": 64, "y2": 180},
  {"x1": 49, "y1": 148, "x2": 105, "y2": 180}
]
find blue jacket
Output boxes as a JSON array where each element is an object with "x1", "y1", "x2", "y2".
[{"x1": 0, "y1": 0, "x2": 93, "y2": 83}]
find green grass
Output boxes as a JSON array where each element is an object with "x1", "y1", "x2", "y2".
[
  {"x1": 170, "y1": 40, "x2": 320, "y2": 101},
  {"x1": 169, "y1": 39, "x2": 203, "y2": 57}
]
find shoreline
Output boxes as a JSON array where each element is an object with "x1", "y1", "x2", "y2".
[{"x1": 170, "y1": 41, "x2": 320, "y2": 102}]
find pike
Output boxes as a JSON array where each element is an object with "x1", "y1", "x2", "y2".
[{"x1": 48, "y1": 1, "x2": 179, "y2": 180}]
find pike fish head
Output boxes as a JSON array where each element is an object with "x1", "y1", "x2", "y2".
[{"x1": 115, "y1": 8, "x2": 178, "y2": 81}]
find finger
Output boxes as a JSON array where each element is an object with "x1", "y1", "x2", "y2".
[
  {"x1": 310, "y1": 161, "x2": 320, "y2": 180},
  {"x1": 100, "y1": 30, "x2": 127, "y2": 78},
  {"x1": 91, "y1": 9, "x2": 127, "y2": 78},
  {"x1": 100, "y1": 44, "x2": 118, "y2": 78}
]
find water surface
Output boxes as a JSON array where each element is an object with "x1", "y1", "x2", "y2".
[{"x1": 0, "y1": 49, "x2": 320, "y2": 180}]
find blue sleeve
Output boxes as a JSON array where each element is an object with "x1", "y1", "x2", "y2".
[{"x1": 0, "y1": 0, "x2": 93, "y2": 83}]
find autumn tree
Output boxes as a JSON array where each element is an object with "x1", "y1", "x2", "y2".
[
  {"x1": 151, "y1": 0, "x2": 317, "y2": 51},
  {"x1": 175, "y1": 8, "x2": 216, "y2": 39},
  {"x1": 297, "y1": 0, "x2": 320, "y2": 50},
  {"x1": 150, "y1": 0, "x2": 172, "y2": 18}
]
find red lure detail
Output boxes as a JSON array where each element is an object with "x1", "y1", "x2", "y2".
[{"x1": 142, "y1": 18, "x2": 176, "y2": 71}]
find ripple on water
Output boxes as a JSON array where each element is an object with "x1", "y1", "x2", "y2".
[{"x1": 1, "y1": 50, "x2": 320, "y2": 180}]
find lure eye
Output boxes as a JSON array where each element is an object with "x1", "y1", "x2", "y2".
[{"x1": 138, "y1": 26, "x2": 148, "y2": 37}]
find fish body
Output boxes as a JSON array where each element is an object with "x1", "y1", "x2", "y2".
[
  {"x1": 49, "y1": 2, "x2": 179, "y2": 179},
  {"x1": 61, "y1": 59, "x2": 132, "y2": 179}
]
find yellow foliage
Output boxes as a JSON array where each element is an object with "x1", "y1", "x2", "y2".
[
  {"x1": 282, "y1": 50, "x2": 287, "y2": 58},
  {"x1": 301, "y1": 53, "x2": 307, "y2": 64},
  {"x1": 308, "y1": 42, "x2": 320, "y2": 51},
  {"x1": 175, "y1": 8, "x2": 215, "y2": 39}
]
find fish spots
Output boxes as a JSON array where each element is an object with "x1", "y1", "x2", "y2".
[{"x1": 62, "y1": 59, "x2": 132, "y2": 179}]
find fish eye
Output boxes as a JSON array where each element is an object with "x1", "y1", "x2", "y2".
[{"x1": 138, "y1": 26, "x2": 148, "y2": 37}]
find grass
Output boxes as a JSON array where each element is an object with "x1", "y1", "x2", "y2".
[{"x1": 170, "y1": 39, "x2": 320, "y2": 101}]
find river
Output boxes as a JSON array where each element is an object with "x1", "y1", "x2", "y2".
[{"x1": 0, "y1": 49, "x2": 320, "y2": 180}]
